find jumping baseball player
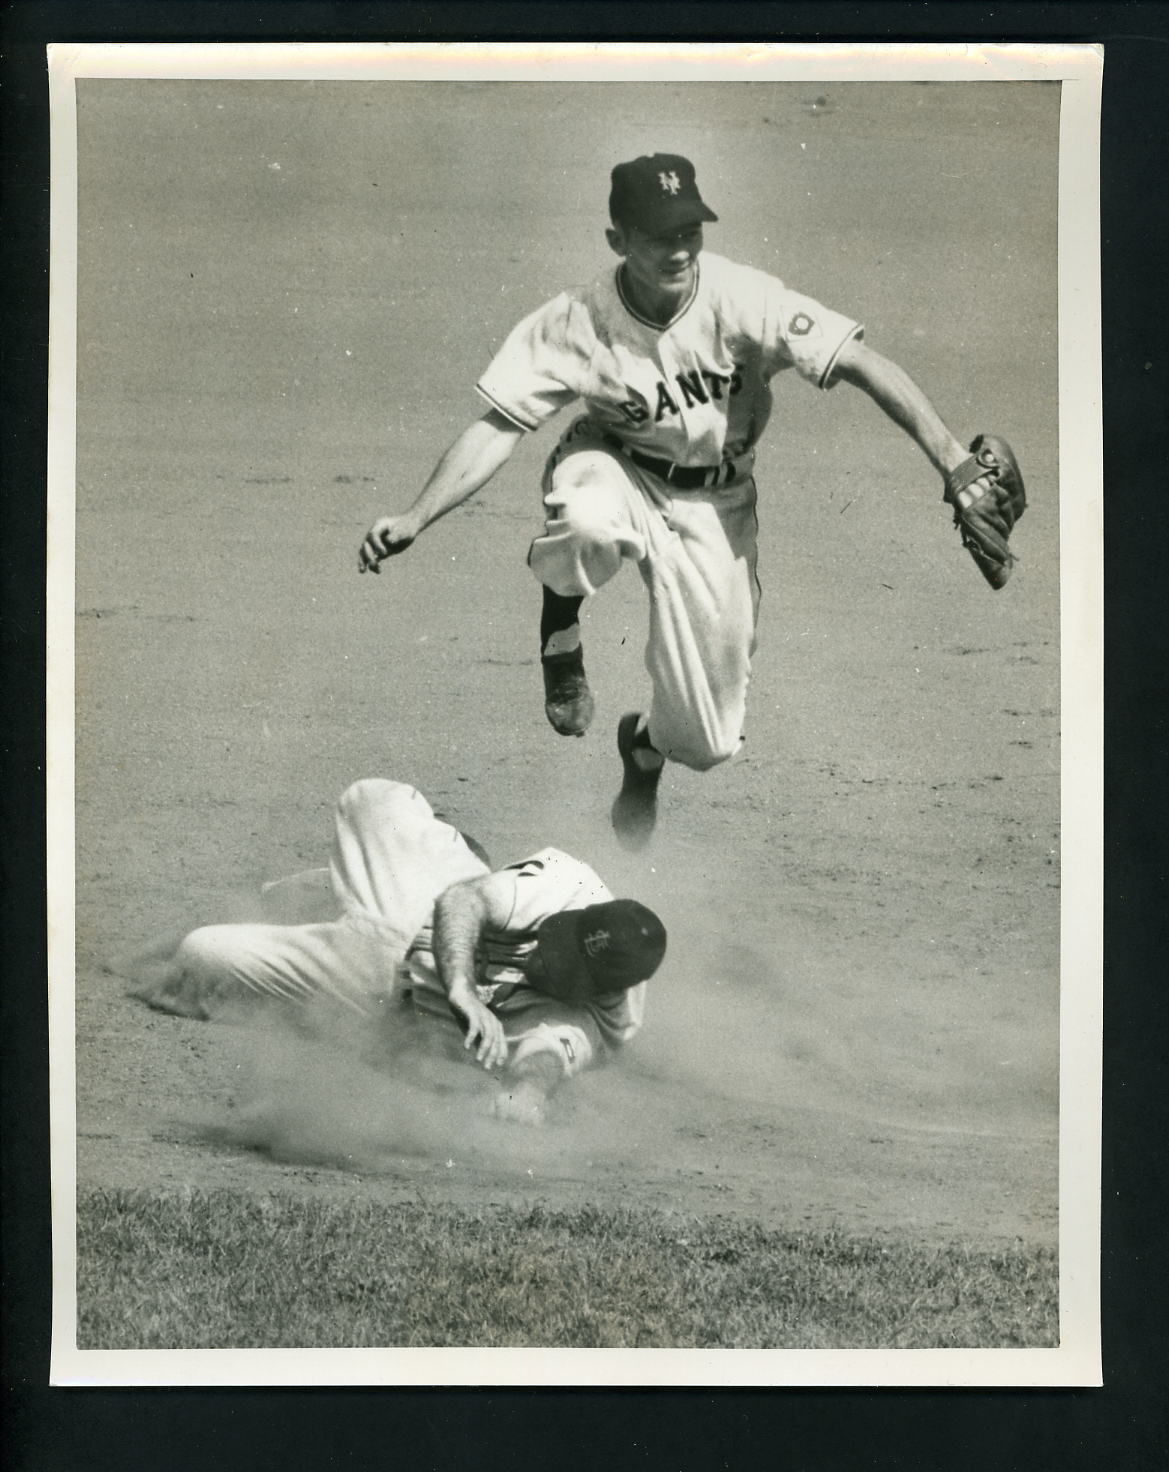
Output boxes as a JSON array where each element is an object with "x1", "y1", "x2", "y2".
[
  {"x1": 129, "y1": 778, "x2": 667, "y2": 1125},
  {"x1": 358, "y1": 153, "x2": 1025, "y2": 849}
]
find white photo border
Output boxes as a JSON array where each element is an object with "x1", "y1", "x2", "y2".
[{"x1": 47, "y1": 40, "x2": 1103, "y2": 1389}]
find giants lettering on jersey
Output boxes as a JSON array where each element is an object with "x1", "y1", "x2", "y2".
[{"x1": 618, "y1": 365, "x2": 745, "y2": 426}]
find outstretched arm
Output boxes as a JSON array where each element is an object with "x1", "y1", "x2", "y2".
[
  {"x1": 832, "y1": 338, "x2": 968, "y2": 480},
  {"x1": 431, "y1": 869, "x2": 520, "y2": 1070},
  {"x1": 834, "y1": 338, "x2": 1028, "y2": 589},
  {"x1": 358, "y1": 408, "x2": 525, "y2": 572}
]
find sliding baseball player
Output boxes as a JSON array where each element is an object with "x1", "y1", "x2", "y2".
[{"x1": 130, "y1": 778, "x2": 667, "y2": 1125}]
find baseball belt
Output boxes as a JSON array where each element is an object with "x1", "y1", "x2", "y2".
[{"x1": 600, "y1": 433, "x2": 741, "y2": 490}]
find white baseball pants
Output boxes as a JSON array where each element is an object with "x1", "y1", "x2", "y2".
[
  {"x1": 529, "y1": 426, "x2": 761, "y2": 770},
  {"x1": 138, "y1": 779, "x2": 488, "y2": 1020}
]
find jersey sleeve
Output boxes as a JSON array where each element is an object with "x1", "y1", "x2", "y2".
[
  {"x1": 589, "y1": 978, "x2": 647, "y2": 1048},
  {"x1": 499, "y1": 848, "x2": 614, "y2": 932},
  {"x1": 755, "y1": 271, "x2": 863, "y2": 389},
  {"x1": 475, "y1": 293, "x2": 593, "y2": 431}
]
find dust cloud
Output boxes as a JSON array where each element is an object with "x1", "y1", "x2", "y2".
[
  {"x1": 195, "y1": 916, "x2": 837, "y2": 1182},
  {"x1": 212, "y1": 1012, "x2": 619, "y2": 1176},
  {"x1": 123, "y1": 857, "x2": 1052, "y2": 1189}
]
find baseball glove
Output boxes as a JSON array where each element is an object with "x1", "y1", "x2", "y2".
[{"x1": 942, "y1": 434, "x2": 1027, "y2": 590}]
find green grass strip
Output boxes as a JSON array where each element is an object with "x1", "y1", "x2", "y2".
[{"x1": 76, "y1": 1187, "x2": 1058, "y2": 1350}]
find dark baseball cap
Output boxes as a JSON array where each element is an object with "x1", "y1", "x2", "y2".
[
  {"x1": 531, "y1": 899, "x2": 667, "y2": 1005},
  {"x1": 608, "y1": 153, "x2": 718, "y2": 234}
]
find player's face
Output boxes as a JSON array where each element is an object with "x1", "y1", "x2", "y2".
[{"x1": 609, "y1": 222, "x2": 704, "y2": 311}]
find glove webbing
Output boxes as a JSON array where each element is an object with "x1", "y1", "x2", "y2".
[{"x1": 943, "y1": 448, "x2": 1000, "y2": 522}]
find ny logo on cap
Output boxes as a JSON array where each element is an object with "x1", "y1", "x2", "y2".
[
  {"x1": 582, "y1": 928, "x2": 612, "y2": 957},
  {"x1": 658, "y1": 171, "x2": 681, "y2": 195}
]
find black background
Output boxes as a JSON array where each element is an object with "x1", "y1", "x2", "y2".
[{"x1": 3, "y1": 4, "x2": 1166, "y2": 1469}]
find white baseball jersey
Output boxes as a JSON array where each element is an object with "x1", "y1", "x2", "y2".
[
  {"x1": 401, "y1": 847, "x2": 647, "y2": 1051},
  {"x1": 476, "y1": 250, "x2": 862, "y2": 465}
]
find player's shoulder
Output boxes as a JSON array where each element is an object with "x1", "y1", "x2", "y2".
[
  {"x1": 701, "y1": 249, "x2": 787, "y2": 301},
  {"x1": 505, "y1": 846, "x2": 588, "y2": 878},
  {"x1": 517, "y1": 283, "x2": 600, "y2": 356},
  {"x1": 505, "y1": 846, "x2": 611, "y2": 901}
]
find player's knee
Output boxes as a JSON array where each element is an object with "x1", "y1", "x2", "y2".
[
  {"x1": 174, "y1": 925, "x2": 249, "y2": 983},
  {"x1": 336, "y1": 778, "x2": 425, "y2": 826},
  {"x1": 156, "y1": 926, "x2": 263, "y2": 1017},
  {"x1": 546, "y1": 501, "x2": 625, "y2": 551},
  {"x1": 547, "y1": 457, "x2": 630, "y2": 533},
  {"x1": 551, "y1": 451, "x2": 618, "y2": 499}
]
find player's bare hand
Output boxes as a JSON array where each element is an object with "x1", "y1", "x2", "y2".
[
  {"x1": 358, "y1": 515, "x2": 417, "y2": 574},
  {"x1": 447, "y1": 985, "x2": 508, "y2": 1070}
]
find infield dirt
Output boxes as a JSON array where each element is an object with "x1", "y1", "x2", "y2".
[{"x1": 70, "y1": 81, "x2": 1061, "y2": 1269}]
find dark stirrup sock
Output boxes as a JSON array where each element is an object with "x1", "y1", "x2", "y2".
[
  {"x1": 540, "y1": 587, "x2": 585, "y2": 654},
  {"x1": 630, "y1": 714, "x2": 664, "y2": 766}
]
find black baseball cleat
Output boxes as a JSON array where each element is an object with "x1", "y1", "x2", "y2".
[
  {"x1": 542, "y1": 647, "x2": 595, "y2": 737},
  {"x1": 611, "y1": 712, "x2": 664, "y2": 850}
]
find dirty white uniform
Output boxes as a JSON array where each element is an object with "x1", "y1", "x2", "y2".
[
  {"x1": 139, "y1": 779, "x2": 644, "y2": 1080},
  {"x1": 476, "y1": 250, "x2": 862, "y2": 769},
  {"x1": 401, "y1": 843, "x2": 645, "y2": 1077}
]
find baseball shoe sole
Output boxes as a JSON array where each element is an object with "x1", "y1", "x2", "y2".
[
  {"x1": 542, "y1": 648, "x2": 595, "y2": 737},
  {"x1": 611, "y1": 712, "x2": 663, "y2": 850}
]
